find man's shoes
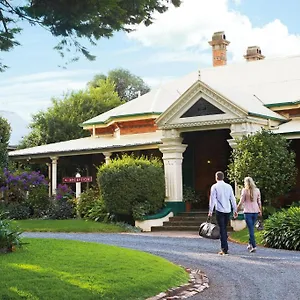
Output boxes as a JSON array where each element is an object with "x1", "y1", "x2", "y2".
[
  {"x1": 218, "y1": 250, "x2": 229, "y2": 255},
  {"x1": 249, "y1": 247, "x2": 256, "y2": 253}
]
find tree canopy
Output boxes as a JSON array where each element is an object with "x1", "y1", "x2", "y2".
[
  {"x1": 227, "y1": 129, "x2": 297, "y2": 206},
  {"x1": 19, "y1": 79, "x2": 122, "y2": 148},
  {"x1": 88, "y1": 68, "x2": 150, "y2": 102},
  {"x1": 0, "y1": 116, "x2": 11, "y2": 168},
  {"x1": 0, "y1": 0, "x2": 181, "y2": 71}
]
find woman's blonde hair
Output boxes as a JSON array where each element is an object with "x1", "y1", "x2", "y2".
[{"x1": 244, "y1": 177, "x2": 256, "y2": 201}]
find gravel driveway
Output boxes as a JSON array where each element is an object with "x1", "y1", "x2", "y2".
[{"x1": 22, "y1": 232, "x2": 300, "y2": 300}]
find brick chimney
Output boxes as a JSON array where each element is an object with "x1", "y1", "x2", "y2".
[
  {"x1": 208, "y1": 31, "x2": 230, "y2": 67},
  {"x1": 244, "y1": 46, "x2": 265, "y2": 62}
]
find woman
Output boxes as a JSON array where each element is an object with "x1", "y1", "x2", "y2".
[{"x1": 237, "y1": 177, "x2": 262, "y2": 253}]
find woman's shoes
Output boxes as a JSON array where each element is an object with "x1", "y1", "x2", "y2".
[{"x1": 247, "y1": 244, "x2": 252, "y2": 250}]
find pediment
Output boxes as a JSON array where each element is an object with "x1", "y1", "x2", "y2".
[
  {"x1": 180, "y1": 97, "x2": 225, "y2": 118},
  {"x1": 156, "y1": 81, "x2": 247, "y2": 129}
]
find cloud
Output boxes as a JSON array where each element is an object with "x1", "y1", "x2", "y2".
[
  {"x1": 128, "y1": 0, "x2": 300, "y2": 63},
  {"x1": 0, "y1": 70, "x2": 90, "y2": 121}
]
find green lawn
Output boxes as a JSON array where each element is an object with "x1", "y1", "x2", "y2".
[
  {"x1": 1, "y1": 238, "x2": 189, "y2": 300},
  {"x1": 12, "y1": 219, "x2": 129, "y2": 233},
  {"x1": 230, "y1": 228, "x2": 265, "y2": 246}
]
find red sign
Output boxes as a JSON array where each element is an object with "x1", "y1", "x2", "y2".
[{"x1": 62, "y1": 176, "x2": 93, "y2": 183}]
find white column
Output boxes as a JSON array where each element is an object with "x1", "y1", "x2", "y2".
[
  {"x1": 50, "y1": 156, "x2": 58, "y2": 195},
  {"x1": 46, "y1": 163, "x2": 51, "y2": 197},
  {"x1": 103, "y1": 152, "x2": 112, "y2": 165},
  {"x1": 76, "y1": 173, "x2": 82, "y2": 198},
  {"x1": 159, "y1": 129, "x2": 187, "y2": 202}
]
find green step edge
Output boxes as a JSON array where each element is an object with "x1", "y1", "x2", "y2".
[{"x1": 142, "y1": 202, "x2": 185, "y2": 220}]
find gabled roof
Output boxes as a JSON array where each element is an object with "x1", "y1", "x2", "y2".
[
  {"x1": 84, "y1": 55, "x2": 300, "y2": 126},
  {"x1": 82, "y1": 72, "x2": 198, "y2": 126}
]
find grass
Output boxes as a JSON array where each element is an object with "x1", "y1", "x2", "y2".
[
  {"x1": 230, "y1": 228, "x2": 265, "y2": 246},
  {"x1": 1, "y1": 238, "x2": 189, "y2": 300},
  {"x1": 12, "y1": 219, "x2": 129, "y2": 233}
]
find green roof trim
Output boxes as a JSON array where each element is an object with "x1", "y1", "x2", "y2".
[
  {"x1": 81, "y1": 112, "x2": 162, "y2": 126},
  {"x1": 248, "y1": 112, "x2": 285, "y2": 121},
  {"x1": 265, "y1": 100, "x2": 300, "y2": 108}
]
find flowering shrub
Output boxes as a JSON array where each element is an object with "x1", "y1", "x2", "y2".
[
  {"x1": 0, "y1": 168, "x2": 48, "y2": 203},
  {"x1": 47, "y1": 184, "x2": 76, "y2": 219},
  {"x1": 55, "y1": 184, "x2": 74, "y2": 201}
]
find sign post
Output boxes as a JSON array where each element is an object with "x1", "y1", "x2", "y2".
[
  {"x1": 76, "y1": 173, "x2": 81, "y2": 198},
  {"x1": 62, "y1": 175, "x2": 93, "y2": 198}
]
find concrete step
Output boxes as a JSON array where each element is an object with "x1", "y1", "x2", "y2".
[
  {"x1": 151, "y1": 225, "x2": 200, "y2": 232},
  {"x1": 163, "y1": 221, "x2": 201, "y2": 226}
]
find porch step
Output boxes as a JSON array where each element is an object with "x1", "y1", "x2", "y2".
[
  {"x1": 151, "y1": 210, "x2": 233, "y2": 232},
  {"x1": 151, "y1": 225, "x2": 200, "y2": 232}
]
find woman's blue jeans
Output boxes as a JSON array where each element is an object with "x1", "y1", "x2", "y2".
[{"x1": 244, "y1": 213, "x2": 258, "y2": 248}]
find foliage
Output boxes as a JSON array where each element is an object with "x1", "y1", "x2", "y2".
[
  {"x1": 77, "y1": 187, "x2": 108, "y2": 222},
  {"x1": 183, "y1": 185, "x2": 199, "y2": 203},
  {"x1": 227, "y1": 129, "x2": 297, "y2": 206},
  {"x1": 88, "y1": 68, "x2": 150, "y2": 102},
  {"x1": 0, "y1": 116, "x2": 11, "y2": 168},
  {"x1": 47, "y1": 184, "x2": 76, "y2": 219},
  {"x1": 0, "y1": 0, "x2": 181, "y2": 71},
  {"x1": 0, "y1": 212, "x2": 23, "y2": 252},
  {"x1": 263, "y1": 207, "x2": 300, "y2": 250},
  {"x1": 26, "y1": 184, "x2": 50, "y2": 215},
  {"x1": 97, "y1": 155, "x2": 165, "y2": 219},
  {"x1": 132, "y1": 201, "x2": 152, "y2": 220},
  {"x1": 0, "y1": 168, "x2": 48, "y2": 203},
  {"x1": 19, "y1": 79, "x2": 122, "y2": 148},
  {"x1": 2, "y1": 203, "x2": 31, "y2": 220}
]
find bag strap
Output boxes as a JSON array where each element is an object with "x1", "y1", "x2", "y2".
[{"x1": 207, "y1": 216, "x2": 212, "y2": 223}]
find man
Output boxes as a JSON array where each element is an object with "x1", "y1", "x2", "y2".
[{"x1": 208, "y1": 171, "x2": 238, "y2": 255}]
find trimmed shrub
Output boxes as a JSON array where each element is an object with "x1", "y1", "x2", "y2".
[
  {"x1": 263, "y1": 207, "x2": 300, "y2": 250},
  {"x1": 0, "y1": 212, "x2": 23, "y2": 253},
  {"x1": 97, "y1": 155, "x2": 165, "y2": 219}
]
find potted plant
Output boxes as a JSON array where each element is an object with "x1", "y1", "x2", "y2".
[{"x1": 183, "y1": 186, "x2": 199, "y2": 212}]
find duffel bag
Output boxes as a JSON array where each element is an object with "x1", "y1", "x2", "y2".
[{"x1": 199, "y1": 217, "x2": 220, "y2": 239}]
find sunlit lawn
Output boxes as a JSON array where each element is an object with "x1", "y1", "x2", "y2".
[
  {"x1": 1, "y1": 238, "x2": 189, "y2": 300},
  {"x1": 230, "y1": 228, "x2": 264, "y2": 246},
  {"x1": 12, "y1": 219, "x2": 129, "y2": 233}
]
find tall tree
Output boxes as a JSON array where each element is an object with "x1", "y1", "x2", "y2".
[
  {"x1": 19, "y1": 79, "x2": 122, "y2": 148},
  {"x1": 0, "y1": 0, "x2": 181, "y2": 71},
  {"x1": 227, "y1": 129, "x2": 297, "y2": 207},
  {"x1": 0, "y1": 116, "x2": 11, "y2": 168},
  {"x1": 88, "y1": 68, "x2": 150, "y2": 102}
]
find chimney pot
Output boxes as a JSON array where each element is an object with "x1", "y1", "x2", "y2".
[
  {"x1": 208, "y1": 31, "x2": 230, "y2": 67},
  {"x1": 244, "y1": 46, "x2": 265, "y2": 62}
]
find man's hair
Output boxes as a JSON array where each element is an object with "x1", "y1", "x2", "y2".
[{"x1": 216, "y1": 171, "x2": 224, "y2": 181}]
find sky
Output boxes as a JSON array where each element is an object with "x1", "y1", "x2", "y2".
[{"x1": 1, "y1": 0, "x2": 300, "y2": 143}]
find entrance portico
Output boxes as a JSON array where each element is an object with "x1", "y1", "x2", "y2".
[{"x1": 156, "y1": 79, "x2": 276, "y2": 212}]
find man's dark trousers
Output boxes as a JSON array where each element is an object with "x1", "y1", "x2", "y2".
[{"x1": 216, "y1": 211, "x2": 230, "y2": 253}]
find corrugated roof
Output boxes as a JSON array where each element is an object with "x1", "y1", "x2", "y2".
[
  {"x1": 84, "y1": 55, "x2": 300, "y2": 125},
  {"x1": 9, "y1": 131, "x2": 163, "y2": 158},
  {"x1": 272, "y1": 119, "x2": 300, "y2": 134}
]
